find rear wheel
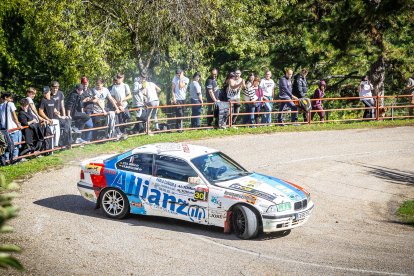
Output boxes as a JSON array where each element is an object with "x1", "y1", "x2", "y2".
[
  {"x1": 232, "y1": 205, "x2": 259, "y2": 239},
  {"x1": 100, "y1": 188, "x2": 130, "y2": 219}
]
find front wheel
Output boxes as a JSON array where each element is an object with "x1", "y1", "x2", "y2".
[
  {"x1": 100, "y1": 188, "x2": 130, "y2": 219},
  {"x1": 232, "y1": 205, "x2": 259, "y2": 239}
]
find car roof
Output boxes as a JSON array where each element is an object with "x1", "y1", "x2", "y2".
[{"x1": 131, "y1": 143, "x2": 218, "y2": 160}]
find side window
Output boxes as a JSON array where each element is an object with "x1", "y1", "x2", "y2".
[
  {"x1": 116, "y1": 154, "x2": 153, "y2": 175},
  {"x1": 155, "y1": 155, "x2": 198, "y2": 182}
]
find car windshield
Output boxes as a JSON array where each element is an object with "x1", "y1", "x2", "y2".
[{"x1": 191, "y1": 152, "x2": 250, "y2": 184}]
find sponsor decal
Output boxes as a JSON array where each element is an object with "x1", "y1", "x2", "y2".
[
  {"x1": 211, "y1": 196, "x2": 222, "y2": 207},
  {"x1": 224, "y1": 191, "x2": 257, "y2": 204},
  {"x1": 104, "y1": 169, "x2": 117, "y2": 175},
  {"x1": 229, "y1": 183, "x2": 275, "y2": 202},
  {"x1": 131, "y1": 202, "x2": 143, "y2": 208},
  {"x1": 85, "y1": 164, "x2": 102, "y2": 175},
  {"x1": 109, "y1": 172, "x2": 204, "y2": 222},
  {"x1": 182, "y1": 143, "x2": 190, "y2": 153},
  {"x1": 209, "y1": 210, "x2": 225, "y2": 219},
  {"x1": 194, "y1": 188, "x2": 208, "y2": 201}
]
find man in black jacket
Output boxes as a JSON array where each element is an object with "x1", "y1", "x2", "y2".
[
  {"x1": 65, "y1": 84, "x2": 91, "y2": 143},
  {"x1": 292, "y1": 68, "x2": 309, "y2": 122}
]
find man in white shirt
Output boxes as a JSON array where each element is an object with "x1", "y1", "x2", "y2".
[
  {"x1": 0, "y1": 92, "x2": 22, "y2": 162},
  {"x1": 260, "y1": 70, "x2": 276, "y2": 125},
  {"x1": 110, "y1": 73, "x2": 132, "y2": 135},
  {"x1": 171, "y1": 69, "x2": 189, "y2": 131}
]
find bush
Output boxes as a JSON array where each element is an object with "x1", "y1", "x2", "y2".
[{"x1": 0, "y1": 174, "x2": 23, "y2": 271}]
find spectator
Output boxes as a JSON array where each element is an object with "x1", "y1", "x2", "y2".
[
  {"x1": 0, "y1": 92, "x2": 22, "y2": 162},
  {"x1": 132, "y1": 76, "x2": 147, "y2": 133},
  {"x1": 277, "y1": 69, "x2": 298, "y2": 125},
  {"x1": 110, "y1": 73, "x2": 131, "y2": 137},
  {"x1": 25, "y1": 87, "x2": 43, "y2": 123},
  {"x1": 189, "y1": 72, "x2": 203, "y2": 128},
  {"x1": 311, "y1": 80, "x2": 326, "y2": 122},
  {"x1": 227, "y1": 69, "x2": 245, "y2": 127},
  {"x1": 260, "y1": 70, "x2": 276, "y2": 125},
  {"x1": 142, "y1": 75, "x2": 161, "y2": 131},
  {"x1": 292, "y1": 68, "x2": 309, "y2": 121},
  {"x1": 92, "y1": 79, "x2": 122, "y2": 139},
  {"x1": 18, "y1": 98, "x2": 44, "y2": 154},
  {"x1": 171, "y1": 69, "x2": 189, "y2": 131},
  {"x1": 80, "y1": 76, "x2": 94, "y2": 141},
  {"x1": 405, "y1": 73, "x2": 414, "y2": 116},
  {"x1": 39, "y1": 86, "x2": 72, "y2": 147},
  {"x1": 65, "y1": 84, "x2": 92, "y2": 143},
  {"x1": 205, "y1": 68, "x2": 219, "y2": 127},
  {"x1": 359, "y1": 75, "x2": 375, "y2": 119},
  {"x1": 50, "y1": 81, "x2": 66, "y2": 117},
  {"x1": 242, "y1": 73, "x2": 257, "y2": 125}
]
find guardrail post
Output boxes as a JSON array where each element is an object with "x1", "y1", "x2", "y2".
[
  {"x1": 146, "y1": 107, "x2": 150, "y2": 135},
  {"x1": 229, "y1": 101, "x2": 233, "y2": 128},
  {"x1": 376, "y1": 94, "x2": 379, "y2": 121}
]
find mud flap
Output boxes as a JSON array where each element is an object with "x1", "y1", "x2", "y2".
[{"x1": 224, "y1": 211, "x2": 232, "y2": 233}]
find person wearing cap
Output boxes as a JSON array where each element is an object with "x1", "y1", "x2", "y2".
[
  {"x1": 171, "y1": 69, "x2": 189, "y2": 131},
  {"x1": 359, "y1": 75, "x2": 375, "y2": 119},
  {"x1": 65, "y1": 84, "x2": 92, "y2": 143},
  {"x1": 277, "y1": 68, "x2": 298, "y2": 125},
  {"x1": 110, "y1": 73, "x2": 132, "y2": 136},
  {"x1": 311, "y1": 80, "x2": 326, "y2": 122},
  {"x1": 189, "y1": 72, "x2": 203, "y2": 128},
  {"x1": 0, "y1": 92, "x2": 22, "y2": 162},
  {"x1": 260, "y1": 70, "x2": 276, "y2": 125},
  {"x1": 39, "y1": 86, "x2": 72, "y2": 147}
]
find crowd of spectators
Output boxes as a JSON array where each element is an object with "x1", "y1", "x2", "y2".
[{"x1": 1, "y1": 69, "x2": 413, "y2": 165}]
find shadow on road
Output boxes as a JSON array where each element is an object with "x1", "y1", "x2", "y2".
[
  {"x1": 361, "y1": 164, "x2": 414, "y2": 186},
  {"x1": 33, "y1": 194, "x2": 290, "y2": 241}
]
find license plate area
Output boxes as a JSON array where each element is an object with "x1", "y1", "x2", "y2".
[{"x1": 295, "y1": 210, "x2": 309, "y2": 220}]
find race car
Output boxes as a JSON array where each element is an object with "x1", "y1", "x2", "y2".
[{"x1": 77, "y1": 143, "x2": 314, "y2": 239}]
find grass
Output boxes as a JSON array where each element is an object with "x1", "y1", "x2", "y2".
[
  {"x1": 0, "y1": 119, "x2": 413, "y2": 185},
  {"x1": 396, "y1": 200, "x2": 414, "y2": 226}
]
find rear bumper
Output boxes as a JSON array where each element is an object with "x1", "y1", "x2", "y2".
[
  {"x1": 262, "y1": 204, "x2": 314, "y2": 233},
  {"x1": 77, "y1": 181, "x2": 98, "y2": 203}
]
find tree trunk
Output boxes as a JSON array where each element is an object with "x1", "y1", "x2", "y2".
[{"x1": 369, "y1": 55, "x2": 385, "y2": 106}]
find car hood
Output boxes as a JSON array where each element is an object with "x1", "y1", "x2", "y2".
[{"x1": 215, "y1": 173, "x2": 308, "y2": 203}]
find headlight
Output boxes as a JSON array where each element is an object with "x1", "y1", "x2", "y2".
[{"x1": 266, "y1": 202, "x2": 292, "y2": 213}]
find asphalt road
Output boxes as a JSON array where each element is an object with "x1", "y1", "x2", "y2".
[{"x1": 5, "y1": 126, "x2": 414, "y2": 275}]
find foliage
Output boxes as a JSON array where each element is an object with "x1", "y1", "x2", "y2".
[
  {"x1": 0, "y1": 0, "x2": 413, "y2": 101},
  {"x1": 0, "y1": 174, "x2": 23, "y2": 271},
  {"x1": 396, "y1": 200, "x2": 414, "y2": 226}
]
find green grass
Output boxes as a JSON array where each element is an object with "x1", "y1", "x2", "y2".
[
  {"x1": 396, "y1": 200, "x2": 414, "y2": 226},
  {"x1": 0, "y1": 119, "x2": 413, "y2": 185}
]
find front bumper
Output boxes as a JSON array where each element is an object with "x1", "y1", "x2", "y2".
[{"x1": 262, "y1": 203, "x2": 314, "y2": 233}]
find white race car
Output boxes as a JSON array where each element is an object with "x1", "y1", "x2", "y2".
[{"x1": 77, "y1": 143, "x2": 314, "y2": 239}]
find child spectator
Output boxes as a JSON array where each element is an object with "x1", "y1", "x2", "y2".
[
  {"x1": 311, "y1": 80, "x2": 326, "y2": 122},
  {"x1": 18, "y1": 98, "x2": 44, "y2": 154}
]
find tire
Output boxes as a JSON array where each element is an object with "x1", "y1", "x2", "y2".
[
  {"x1": 232, "y1": 205, "x2": 259, "y2": 239},
  {"x1": 100, "y1": 188, "x2": 130, "y2": 219}
]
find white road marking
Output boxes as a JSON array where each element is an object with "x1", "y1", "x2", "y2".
[{"x1": 191, "y1": 235, "x2": 406, "y2": 276}]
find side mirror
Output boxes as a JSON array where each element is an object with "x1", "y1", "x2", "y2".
[{"x1": 188, "y1": 176, "x2": 202, "y2": 185}]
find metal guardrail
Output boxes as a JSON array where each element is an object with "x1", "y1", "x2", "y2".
[{"x1": 4, "y1": 94, "x2": 414, "y2": 163}]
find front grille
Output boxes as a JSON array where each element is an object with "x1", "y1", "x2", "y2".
[{"x1": 294, "y1": 199, "x2": 308, "y2": 211}]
